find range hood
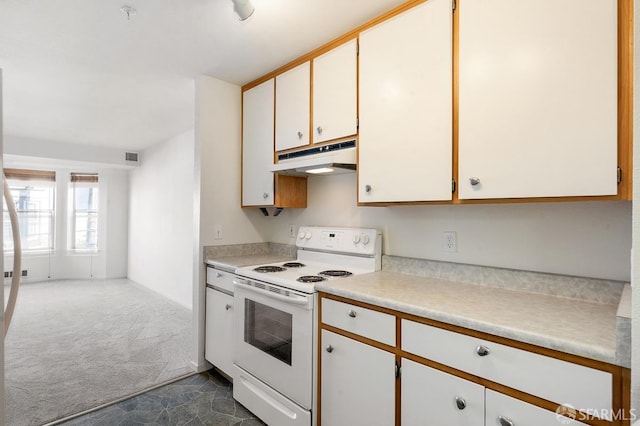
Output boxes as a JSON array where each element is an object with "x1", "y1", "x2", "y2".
[{"x1": 271, "y1": 139, "x2": 356, "y2": 177}]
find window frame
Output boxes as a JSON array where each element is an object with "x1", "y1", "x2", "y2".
[
  {"x1": 3, "y1": 169, "x2": 56, "y2": 254},
  {"x1": 69, "y1": 173, "x2": 99, "y2": 252}
]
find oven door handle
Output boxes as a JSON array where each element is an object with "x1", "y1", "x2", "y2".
[{"x1": 233, "y1": 279, "x2": 311, "y2": 306}]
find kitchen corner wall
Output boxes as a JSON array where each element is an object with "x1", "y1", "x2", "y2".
[
  {"x1": 192, "y1": 75, "x2": 267, "y2": 371},
  {"x1": 128, "y1": 129, "x2": 195, "y2": 309}
]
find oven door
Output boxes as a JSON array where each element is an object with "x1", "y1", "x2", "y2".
[{"x1": 233, "y1": 277, "x2": 315, "y2": 410}]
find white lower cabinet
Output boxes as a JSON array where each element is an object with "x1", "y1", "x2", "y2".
[
  {"x1": 205, "y1": 287, "x2": 234, "y2": 377},
  {"x1": 402, "y1": 359, "x2": 484, "y2": 426},
  {"x1": 320, "y1": 330, "x2": 395, "y2": 426},
  {"x1": 486, "y1": 390, "x2": 588, "y2": 426}
]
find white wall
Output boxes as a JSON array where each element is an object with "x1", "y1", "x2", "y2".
[
  {"x1": 265, "y1": 174, "x2": 631, "y2": 281},
  {"x1": 192, "y1": 75, "x2": 266, "y2": 370},
  {"x1": 128, "y1": 130, "x2": 195, "y2": 309},
  {"x1": 3, "y1": 166, "x2": 129, "y2": 283}
]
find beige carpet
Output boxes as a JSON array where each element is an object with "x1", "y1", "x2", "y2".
[{"x1": 3, "y1": 279, "x2": 193, "y2": 426}]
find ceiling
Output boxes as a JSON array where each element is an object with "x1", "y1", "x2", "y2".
[{"x1": 0, "y1": 0, "x2": 406, "y2": 151}]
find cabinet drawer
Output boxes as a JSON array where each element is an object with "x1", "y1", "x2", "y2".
[
  {"x1": 486, "y1": 390, "x2": 588, "y2": 426},
  {"x1": 322, "y1": 298, "x2": 395, "y2": 346},
  {"x1": 402, "y1": 319, "x2": 612, "y2": 417},
  {"x1": 206, "y1": 267, "x2": 234, "y2": 293},
  {"x1": 402, "y1": 359, "x2": 484, "y2": 426}
]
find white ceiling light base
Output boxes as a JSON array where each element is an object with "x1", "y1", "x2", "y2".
[
  {"x1": 120, "y1": 5, "x2": 136, "y2": 20},
  {"x1": 232, "y1": 0, "x2": 255, "y2": 21}
]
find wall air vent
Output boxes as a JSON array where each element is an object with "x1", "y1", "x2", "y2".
[
  {"x1": 277, "y1": 139, "x2": 356, "y2": 162},
  {"x1": 125, "y1": 152, "x2": 140, "y2": 164}
]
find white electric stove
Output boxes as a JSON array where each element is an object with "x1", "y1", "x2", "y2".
[{"x1": 232, "y1": 226, "x2": 382, "y2": 426}]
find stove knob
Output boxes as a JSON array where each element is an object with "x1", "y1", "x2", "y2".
[
  {"x1": 305, "y1": 231, "x2": 312, "y2": 240},
  {"x1": 362, "y1": 235, "x2": 370, "y2": 245},
  {"x1": 353, "y1": 234, "x2": 361, "y2": 244},
  {"x1": 298, "y1": 231, "x2": 306, "y2": 240}
]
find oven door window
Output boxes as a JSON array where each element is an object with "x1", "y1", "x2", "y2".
[{"x1": 244, "y1": 299, "x2": 293, "y2": 365}]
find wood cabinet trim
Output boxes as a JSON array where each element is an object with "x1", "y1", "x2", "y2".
[
  {"x1": 320, "y1": 292, "x2": 618, "y2": 372},
  {"x1": 401, "y1": 351, "x2": 613, "y2": 426},
  {"x1": 318, "y1": 292, "x2": 630, "y2": 425},
  {"x1": 241, "y1": 0, "x2": 429, "y2": 92}
]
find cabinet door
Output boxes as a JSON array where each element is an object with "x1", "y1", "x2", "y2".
[
  {"x1": 359, "y1": 0, "x2": 452, "y2": 203},
  {"x1": 276, "y1": 62, "x2": 310, "y2": 151},
  {"x1": 402, "y1": 359, "x2": 484, "y2": 426},
  {"x1": 205, "y1": 288, "x2": 234, "y2": 377},
  {"x1": 242, "y1": 79, "x2": 274, "y2": 206},
  {"x1": 485, "y1": 390, "x2": 589, "y2": 426},
  {"x1": 458, "y1": 0, "x2": 617, "y2": 199},
  {"x1": 321, "y1": 330, "x2": 395, "y2": 426},
  {"x1": 312, "y1": 40, "x2": 357, "y2": 144}
]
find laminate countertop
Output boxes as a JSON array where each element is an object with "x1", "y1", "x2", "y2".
[
  {"x1": 316, "y1": 270, "x2": 628, "y2": 367},
  {"x1": 205, "y1": 255, "x2": 295, "y2": 273}
]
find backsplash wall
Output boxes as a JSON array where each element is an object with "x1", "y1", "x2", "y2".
[{"x1": 264, "y1": 173, "x2": 631, "y2": 282}]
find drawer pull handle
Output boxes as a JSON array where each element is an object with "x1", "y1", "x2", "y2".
[
  {"x1": 498, "y1": 416, "x2": 514, "y2": 426},
  {"x1": 348, "y1": 310, "x2": 357, "y2": 318},
  {"x1": 216, "y1": 272, "x2": 223, "y2": 278},
  {"x1": 476, "y1": 345, "x2": 490, "y2": 357},
  {"x1": 326, "y1": 345, "x2": 334, "y2": 353},
  {"x1": 454, "y1": 396, "x2": 466, "y2": 410},
  {"x1": 225, "y1": 304, "x2": 232, "y2": 310}
]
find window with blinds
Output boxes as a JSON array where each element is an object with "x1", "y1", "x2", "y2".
[
  {"x1": 70, "y1": 173, "x2": 99, "y2": 251},
  {"x1": 3, "y1": 168, "x2": 56, "y2": 252}
]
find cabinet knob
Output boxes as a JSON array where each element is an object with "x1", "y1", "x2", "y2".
[
  {"x1": 263, "y1": 192, "x2": 269, "y2": 199},
  {"x1": 348, "y1": 310, "x2": 357, "y2": 318},
  {"x1": 297, "y1": 131, "x2": 303, "y2": 139},
  {"x1": 469, "y1": 177, "x2": 481, "y2": 186},
  {"x1": 216, "y1": 272, "x2": 223, "y2": 278},
  {"x1": 225, "y1": 304, "x2": 232, "y2": 311},
  {"x1": 326, "y1": 345, "x2": 334, "y2": 353},
  {"x1": 316, "y1": 126, "x2": 323, "y2": 134},
  {"x1": 454, "y1": 396, "x2": 466, "y2": 410},
  {"x1": 498, "y1": 416, "x2": 515, "y2": 426},
  {"x1": 365, "y1": 185, "x2": 372, "y2": 193},
  {"x1": 476, "y1": 345, "x2": 490, "y2": 357}
]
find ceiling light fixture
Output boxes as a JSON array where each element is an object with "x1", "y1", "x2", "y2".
[
  {"x1": 120, "y1": 5, "x2": 137, "y2": 20},
  {"x1": 232, "y1": 0, "x2": 255, "y2": 21}
]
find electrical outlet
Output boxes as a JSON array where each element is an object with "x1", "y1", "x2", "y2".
[
  {"x1": 288, "y1": 224, "x2": 296, "y2": 239},
  {"x1": 443, "y1": 231, "x2": 457, "y2": 253},
  {"x1": 214, "y1": 224, "x2": 223, "y2": 240},
  {"x1": 21, "y1": 270, "x2": 27, "y2": 277}
]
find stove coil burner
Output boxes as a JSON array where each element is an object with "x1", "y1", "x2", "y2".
[
  {"x1": 253, "y1": 265, "x2": 287, "y2": 273},
  {"x1": 296, "y1": 275, "x2": 327, "y2": 283},
  {"x1": 282, "y1": 262, "x2": 306, "y2": 268},
  {"x1": 319, "y1": 270, "x2": 353, "y2": 278}
]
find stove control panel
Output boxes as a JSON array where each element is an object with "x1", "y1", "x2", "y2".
[{"x1": 297, "y1": 226, "x2": 381, "y2": 255}]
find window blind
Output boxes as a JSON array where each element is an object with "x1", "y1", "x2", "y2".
[
  {"x1": 4, "y1": 168, "x2": 56, "y2": 181},
  {"x1": 70, "y1": 173, "x2": 99, "y2": 183}
]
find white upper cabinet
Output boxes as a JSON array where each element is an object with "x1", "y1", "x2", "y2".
[
  {"x1": 458, "y1": 0, "x2": 618, "y2": 200},
  {"x1": 359, "y1": 0, "x2": 453, "y2": 203},
  {"x1": 276, "y1": 62, "x2": 310, "y2": 151},
  {"x1": 242, "y1": 79, "x2": 274, "y2": 207},
  {"x1": 312, "y1": 40, "x2": 358, "y2": 144}
]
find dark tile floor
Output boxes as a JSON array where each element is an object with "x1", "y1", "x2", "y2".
[{"x1": 61, "y1": 370, "x2": 266, "y2": 426}]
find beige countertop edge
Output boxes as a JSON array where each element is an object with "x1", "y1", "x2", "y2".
[
  {"x1": 205, "y1": 255, "x2": 295, "y2": 272},
  {"x1": 316, "y1": 280, "x2": 618, "y2": 366}
]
